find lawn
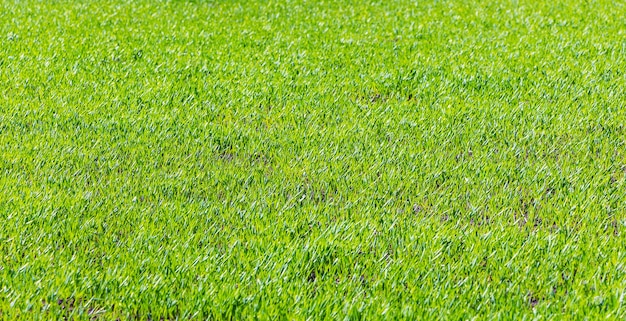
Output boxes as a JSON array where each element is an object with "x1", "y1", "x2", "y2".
[{"x1": 1, "y1": 0, "x2": 625, "y2": 319}]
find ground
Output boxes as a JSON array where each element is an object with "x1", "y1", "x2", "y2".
[{"x1": 1, "y1": 0, "x2": 625, "y2": 319}]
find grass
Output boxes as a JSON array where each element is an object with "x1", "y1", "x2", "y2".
[{"x1": 1, "y1": 0, "x2": 626, "y2": 319}]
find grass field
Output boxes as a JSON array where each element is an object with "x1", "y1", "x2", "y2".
[{"x1": 1, "y1": 0, "x2": 626, "y2": 319}]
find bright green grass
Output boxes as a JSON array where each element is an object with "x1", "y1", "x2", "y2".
[{"x1": 1, "y1": 0, "x2": 626, "y2": 319}]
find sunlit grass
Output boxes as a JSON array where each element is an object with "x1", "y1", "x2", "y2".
[{"x1": 1, "y1": 0, "x2": 625, "y2": 319}]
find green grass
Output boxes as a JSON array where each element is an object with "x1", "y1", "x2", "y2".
[{"x1": 1, "y1": 0, "x2": 626, "y2": 319}]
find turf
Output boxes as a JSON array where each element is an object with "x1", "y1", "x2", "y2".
[{"x1": 1, "y1": 0, "x2": 625, "y2": 319}]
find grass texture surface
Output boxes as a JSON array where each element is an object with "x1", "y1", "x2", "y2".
[{"x1": 1, "y1": 0, "x2": 626, "y2": 319}]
